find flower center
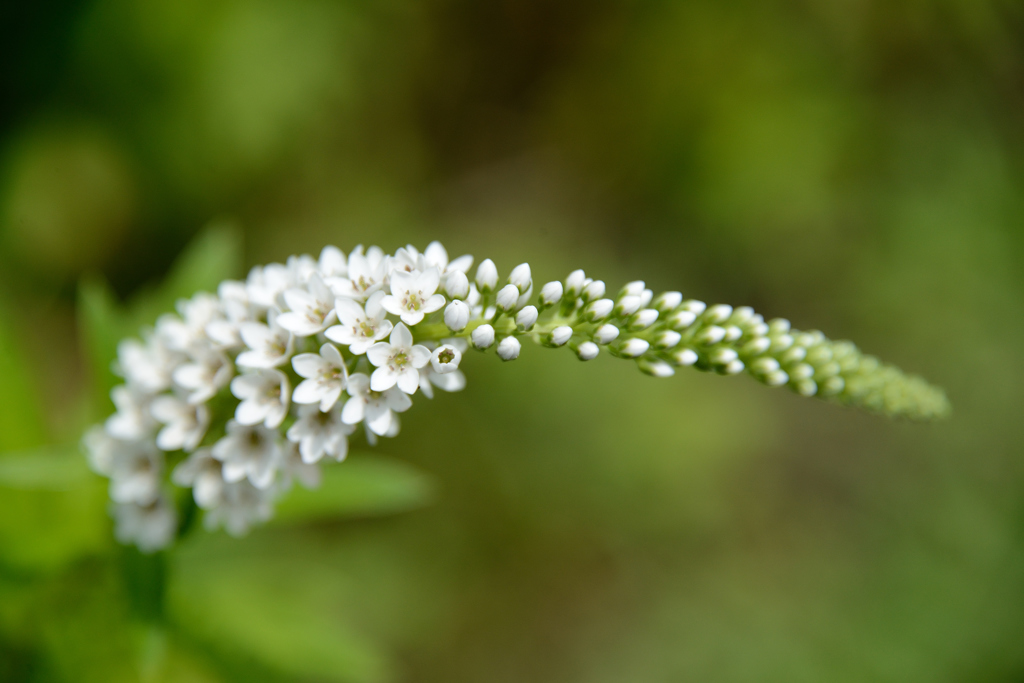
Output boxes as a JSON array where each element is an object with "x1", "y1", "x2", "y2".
[
  {"x1": 358, "y1": 321, "x2": 376, "y2": 337},
  {"x1": 438, "y1": 348, "x2": 455, "y2": 364},
  {"x1": 393, "y1": 351, "x2": 409, "y2": 369},
  {"x1": 403, "y1": 292, "x2": 423, "y2": 310}
]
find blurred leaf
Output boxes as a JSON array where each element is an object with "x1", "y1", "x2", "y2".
[
  {"x1": 0, "y1": 443, "x2": 91, "y2": 491},
  {"x1": 170, "y1": 550, "x2": 391, "y2": 683},
  {"x1": 0, "y1": 294, "x2": 47, "y2": 450},
  {"x1": 274, "y1": 454, "x2": 436, "y2": 524},
  {"x1": 78, "y1": 220, "x2": 243, "y2": 403}
]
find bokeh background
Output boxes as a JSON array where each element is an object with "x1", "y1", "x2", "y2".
[{"x1": 2, "y1": 1, "x2": 1023, "y2": 681}]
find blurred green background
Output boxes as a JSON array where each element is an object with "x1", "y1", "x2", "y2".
[{"x1": 2, "y1": 1, "x2": 1023, "y2": 681}]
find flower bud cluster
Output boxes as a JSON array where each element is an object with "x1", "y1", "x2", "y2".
[{"x1": 85, "y1": 241, "x2": 950, "y2": 552}]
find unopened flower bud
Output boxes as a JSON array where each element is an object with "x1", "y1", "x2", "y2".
[
  {"x1": 668, "y1": 310, "x2": 697, "y2": 329},
  {"x1": 742, "y1": 337, "x2": 771, "y2": 355},
  {"x1": 722, "y1": 359, "x2": 745, "y2": 375},
  {"x1": 565, "y1": 270, "x2": 586, "y2": 297},
  {"x1": 820, "y1": 376, "x2": 845, "y2": 396},
  {"x1": 765, "y1": 370, "x2": 789, "y2": 386},
  {"x1": 616, "y1": 296, "x2": 642, "y2": 317},
  {"x1": 496, "y1": 336, "x2": 521, "y2": 361},
  {"x1": 593, "y1": 324, "x2": 620, "y2": 344},
  {"x1": 750, "y1": 357, "x2": 780, "y2": 374},
  {"x1": 781, "y1": 346, "x2": 806, "y2": 363},
  {"x1": 582, "y1": 280, "x2": 605, "y2": 302},
  {"x1": 654, "y1": 331, "x2": 682, "y2": 349},
  {"x1": 496, "y1": 284, "x2": 520, "y2": 311},
  {"x1": 445, "y1": 270, "x2": 470, "y2": 299},
  {"x1": 508, "y1": 263, "x2": 532, "y2": 292},
  {"x1": 516, "y1": 305, "x2": 538, "y2": 331},
  {"x1": 576, "y1": 341, "x2": 599, "y2": 360},
  {"x1": 471, "y1": 324, "x2": 495, "y2": 349},
  {"x1": 585, "y1": 298, "x2": 614, "y2": 322},
  {"x1": 619, "y1": 281, "x2": 645, "y2": 298},
  {"x1": 638, "y1": 358, "x2": 675, "y2": 377},
  {"x1": 475, "y1": 259, "x2": 498, "y2": 293},
  {"x1": 444, "y1": 300, "x2": 470, "y2": 331},
  {"x1": 616, "y1": 338, "x2": 650, "y2": 358},
  {"x1": 681, "y1": 300, "x2": 707, "y2": 315},
  {"x1": 710, "y1": 348, "x2": 738, "y2": 365},
  {"x1": 653, "y1": 291, "x2": 683, "y2": 312},
  {"x1": 771, "y1": 334, "x2": 794, "y2": 352},
  {"x1": 704, "y1": 304, "x2": 733, "y2": 324},
  {"x1": 638, "y1": 289, "x2": 653, "y2": 308},
  {"x1": 549, "y1": 326, "x2": 573, "y2": 347},
  {"x1": 629, "y1": 309, "x2": 659, "y2": 330},
  {"x1": 794, "y1": 379, "x2": 817, "y2": 396},
  {"x1": 723, "y1": 326, "x2": 743, "y2": 342},
  {"x1": 673, "y1": 348, "x2": 698, "y2": 366},
  {"x1": 789, "y1": 363, "x2": 814, "y2": 380},
  {"x1": 768, "y1": 318, "x2": 791, "y2": 334},
  {"x1": 730, "y1": 306, "x2": 755, "y2": 326},
  {"x1": 431, "y1": 345, "x2": 462, "y2": 374},
  {"x1": 540, "y1": 281, "x2": 563, "y2": 307},
  {"x1": 695, "y1": 325, "x2": 727, "y2": 345}
]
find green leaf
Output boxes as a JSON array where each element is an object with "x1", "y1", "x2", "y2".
[
  {"x1": 0, "y1": 444, "x2": 91, "y2": 491},
  {"x1": 0, "y1": 293, "x2": 47, "y2": 450},
  {"x1": 77, "y1": 219, "x2": 244, "y2": 405},
  {"x1": 274, "y1": 454, "x2": 436, "y2": 524}
]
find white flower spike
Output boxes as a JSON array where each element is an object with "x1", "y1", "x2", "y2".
[{"x1": 83, "y1": 239, "x2": 950, "y2": 552}]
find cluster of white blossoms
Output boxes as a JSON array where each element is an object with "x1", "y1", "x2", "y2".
[{"x1": 83, "y1": 241, "x2": 950, "y2": 552}]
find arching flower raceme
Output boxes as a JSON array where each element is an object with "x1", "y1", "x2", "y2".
[{"x1": 82, "y1": 239, "x2": 951, "y2": 552}]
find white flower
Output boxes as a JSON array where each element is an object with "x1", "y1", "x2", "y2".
[
  {"x1": 430, "y1": 344, "x2": 462, "y2": 374},
  {"x1": 82, "y1": 426, "x2": 120, "y2": 476},
  {"x1": 422, "y1": 240, "x2": 474, "y2": 276},
  {"x1": 340, "y1": 373, "x2": 412, "y2": 436},
  {"x1": 539, "y1": 281, "x2": 563, "y2": 307},
  {"x1": 279, "y1": 442, "x2": 323, "y2": 489},
  {"x1": 172, "y1": 448, "x2": 224, "y2": 509},
  {"x1": 117, "y1": 336, "x2": 181, "y2": 393},
  {"x1": 515, "y1": 305, "x2": 538, "y2": 331},
  {"x1": 444, "y1": 300, "x2": 470, "y2": 331},
  {"x1": 594, "y1": 324, "x2": 620, "y2": 344},
  {"x1": 330, "y1": 245, "x2": 388, "y2": 301},
  {"x1": 497, "y1": 337, "x2": 521, "y2": 361},
  {"x1": 203, "y1": 480, "x2": 275, "y2": 537},
  {"x1": 112, "y1": 495, "x2": 177, "y2": 553},
  {"x1": 286, "y1": 404, "x2": 353, "y2": 463},
  {"x1": 419, "y1": 364, "x2": 466, "y2": 398},
  {"x1": 108, "y1": 440, "x2": 163, "y2": 505},
  {"x1": 150, "y1": 394, "x2": 210, "y2": 451},
  {"x1": 105, "y1": 385, "x2": 156, "y2": 440},
  {"x1": 366, "y1": 323, "x2": 431, "y2": 394},
  {"x1": 550, "y1": 326, "x2": 573, "y2": 346},
  {"x1": 319, "y1": 245, "x2": 348, "y2": 278},
  {"x1": 212, "y1": 421, "x2": 280, "y2": 489},
  {"x1": 495, "y1": 284, "x2": 519, "y2": 312},
  {"x1": 155, "y1": 293, "x2": 223, "y2": 351},
  {"x1": 231, "y1": 369, "x2": 290, "y2": 428},
  {"x1": 325, "y1": 290, "x2": 393, "y2": 354},
  {"x1": 276, "y1": 273, "x2": 338, "y2": 337},
  {"x1": 206, "y1": 281, "x2": 254, "y2": 348},
  {"x1": 173, "y1": 346, "x2": 233, "y2": 404},
  {"x1": 475, "y1": 259, "x2": 498, "y2": 293},
  {"x1": 381, "y1": 268, "x2": 446, "y2": 326},
  {"x1": 246, "y1": 262, "x2": 294, "y2": 309},
  {"x1": 471, "y1": 324, "x2": 495, "y2": 349},
  {"x1": 237, "y1": 310, "x2": 294, "y2": 369},
  {"x1": 445, "y1": 270, "x2": 470, "y2": 299},
  {"x1": 292, "y1": 343, "x2": 348, "y2": 411},
  {"x1": 576, "y1": 341, "x2": 599, "y2": 360}
]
